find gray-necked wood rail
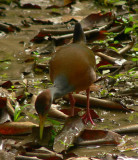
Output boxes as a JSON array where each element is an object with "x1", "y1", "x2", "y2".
[{"x1": 35, "y1": 23, "x2": 96, "y2": 139}]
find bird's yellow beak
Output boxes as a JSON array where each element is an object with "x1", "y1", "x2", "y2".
[{"x1": 39, "y1": 114, "x2": 46, "y2": 140}]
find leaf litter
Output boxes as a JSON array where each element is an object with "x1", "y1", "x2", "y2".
[{"x1": 0, "y1": 0, "x2": 138, "y2": 159}]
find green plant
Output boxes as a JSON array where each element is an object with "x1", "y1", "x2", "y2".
[
  {"x1": 59, "y1": 140, "x2": 74, "y2": 148},
  {"x1": 14, "y1": 104, "x2": 31, "y2": 122},
  {"x1": 8, "y1": 85, "x2": 17, "y2": 92}
]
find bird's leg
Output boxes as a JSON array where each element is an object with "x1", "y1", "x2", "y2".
[
  {"x1": 68, "y1": 93, "x2": 76, "y2": 116},
  {"x1": 82, "y1": 88, "x2": 95, "y2": 125}
]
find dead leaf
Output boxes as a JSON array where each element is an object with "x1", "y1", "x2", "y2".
[
  {"x1": 53, "y1": 116, "x2": 85, "y2": 153},
  {"x1": 0, "y1": 122, "x2": 38, "y2": 135},
  {"x1": 0, "y1": 109, "x2": 11, "y2": 124},
  {"x1": 60, "y1": 107, "x2": 82, "y2": 116},
  {"x1": 21, "y1": 3, "x2": 41, "y2": 9},
  {"x1": 76, "y1": 129, "x2": 122, "y2": 145},
  {"x1": 63, "y1": 94, "x2": 133, "y2": 111},
  {"x1": 0, "y1": 97, "x2": 7, "y2": 108},
  {"x1": 81, "y1": 12, "x2": 113, "y2": 29},
  {"x1": 1, "y1": 81, "x2": 13, "y2": 89},
  {"x1": 89, "y1": 84, "x2": 102, "y2": 92}
]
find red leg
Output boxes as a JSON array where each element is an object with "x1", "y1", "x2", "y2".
[
  {"x1": 69, "y1": 93, "x2": 76, "y2": 116},
  {"x1": 82, "y1": 88, "x2": 95, "y2": 125}
]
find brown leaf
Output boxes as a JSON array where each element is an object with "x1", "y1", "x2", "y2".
[
  {"x1": 0, "y1": 97, "x2": 7, "y2": 108},
  {"x1": 53, "y1": 116, "x2": 85, "y2": 153},
  {"x1": 63, "y1": 94, "x2": 134, "y2": 111},
  {"x1": 23, "y1": 147, "x2": 63, "y2": 160},
  {"x1": 1, "y1": 81, "x2": 13, "y2": 89},
  {"x1": 0, "y1": 109, "x2": 11, "y2": 124},
  {"x1": 60, "y1": 107, "x2": 82, "y2": 116},
  {"x1": 64, "y1": 0, "x2": 74, "y2": 6},
  {"x1": 76, "y1": 129, "x2": 122, "y2": 145},
  {"x1": 21, "y1": 3, "x2": 41, "y2": 9},
  {"x1": 89, "y1": 84, "x2": 102, "y2": 92},
  {"x1": 60, "y1": 107, "x2": 99, "y2": 119},
  {"x1": 0, "y1": 122, "x2": 38, "y2": 135},
  {"x1": 81, "y1": 12, "x2": 113, "y2": 29}
]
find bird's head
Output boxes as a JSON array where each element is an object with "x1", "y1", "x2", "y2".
[{"x1": 35, "y1": 89, "x2": 52, "y2": 139}]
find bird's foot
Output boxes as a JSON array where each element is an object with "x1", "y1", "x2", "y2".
[{"x1": 82, "y1": 111, "x2": 95, "y2": 125}]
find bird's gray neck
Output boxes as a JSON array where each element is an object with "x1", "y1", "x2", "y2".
[
  {"x1": 48, "y1": 87, "x2": 62, "y2": 101},
  {"x1": 49, "y1": 75, "x2": 74, "y2": 101}
]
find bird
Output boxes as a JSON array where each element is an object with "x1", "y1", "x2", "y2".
[{"x1": 35, "y1": 22, "x2": 96, "y2": 139}]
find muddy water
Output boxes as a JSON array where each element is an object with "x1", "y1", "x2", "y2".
[
  {"x1": 70, "y1": 108, "x2": 138, "y2": 157},
  {"x1": 0, "y1": 3, "x2": 138, "y2": 158},
  {"x1": 0, "y1": 6, "x2": 49, "y2": 80}
]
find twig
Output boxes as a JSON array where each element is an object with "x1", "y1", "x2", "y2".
[
  {"x1": 63, "y1": 94, "x2": 133, "y2": 111},
  {"x1": 118, "y1": 36, "x2": 135, "y2": 56},
  {"x1": 16, "y1": 155, "x2": 40, "y2": 160},
  {"x1": 95, "y1": 52, "x2": 117, "y2": 64}
]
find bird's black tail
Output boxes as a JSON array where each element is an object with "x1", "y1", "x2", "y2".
[{"x1": 73, "y1": 22, "x2": 86, "y2": 43}]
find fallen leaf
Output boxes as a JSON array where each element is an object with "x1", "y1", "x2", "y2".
[
  {"x1": 81, "y1": 12, "x2": 113, "y2": 29},
  {"x1": 0, "y1": 97, "x2": 7, "y2": 108},
  {"x1": 63, "y1": 94, "x2": 134, "y2": 111},
  {"x1": 53, "y1": 116, "x2": 85, "y2": 153},
  {"x1": 76, "y1": 129, "x2": 122, "y2": 145},
  {"x1": 0, "y1": 122, "x2": 38, "y2": 135}
]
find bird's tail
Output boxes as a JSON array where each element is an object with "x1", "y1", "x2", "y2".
[{"x1": 73, "y1": 22, "x2": 86, "y2": 43}]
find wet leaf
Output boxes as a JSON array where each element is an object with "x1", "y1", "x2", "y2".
[
  {"x1": 76, "y1": 129, "x2": 122, "y2": 145},
  {"x1": 0, "y1": 109, "x2": 11, "y2": 124},
  {"x1": 63, "y1": 94, "x2": 133, "y2": 111},
  {"x1": 60, "y1": 107, "x2": 82, "y2": 116},
  {"x1": 31, "y1": 31, "x2": 51, "y2": 43},
  {"x1": 0, "y1": 97, "x2": 7, "y2": 108},
  {"x1": 53, "y1": 116, "x2": 85, "y2": 153},
  {"x1": 1, "y1": 81, "x2": 13, "y2": 89},
  {"x1": 21, "y1": 3, "x2": 41, "y2": 9},
  {"x1": 0, "y1": 122, "x2": 38, "y2": 135},
  {"x1": 48, "y1": 105, "x2": 68, "y2": 120},
  {"x1": 30, "y1": 17, "x2": 53, "y2": 25},
  {"x1": 81, "y1": 12, "x2": 113, "y2": 29},
  {"x1": 23, "y1": 147, "x2": 63, "y2": 160}
]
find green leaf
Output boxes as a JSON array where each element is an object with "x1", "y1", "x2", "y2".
[
  {"x1": 129, "y1": 15, "x2": 133, "y2": 22},
  {"x1": 133, "y1": 48, "x2": 138, "y2": 51},
  {"x1": 14, "y1": 104, "x2": 31, "y2": 122},
  {"x1": 98, "y1": 64, "x2": 112, "y2": 69},
  {"x1": 47, "y1": 117, "x2": 61, "y2": 125},
  {"x1": 131, "y1": 58, "x2": 138, "y2": 62},
  {"x1": 33, "y1": 51, "x2": 40, "y2": 55},
  {"x1": 125, "y1": 27, "x2": 133, "y2": 34},
  {"x1": 108, "y1": 46, "x2": 118, "y2": 52}
]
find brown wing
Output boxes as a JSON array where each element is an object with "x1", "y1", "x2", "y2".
[{"x1": 49, "y1": 42, "x2": 96, "y2": 91}]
